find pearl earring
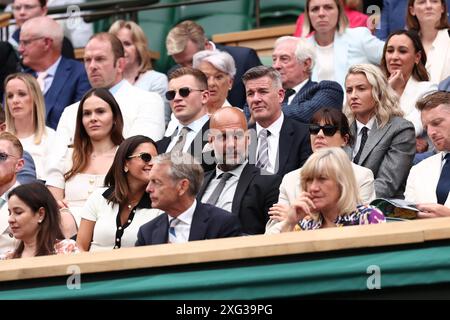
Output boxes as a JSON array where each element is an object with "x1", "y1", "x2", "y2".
[{"x1": 124, "y1": 167, "x2": 128, "y2": 173}]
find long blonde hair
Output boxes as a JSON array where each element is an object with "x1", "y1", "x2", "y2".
[
  {"x1": 4, "y1": 73, "x2": 46, "y2": 145},
  {"x1": 345, "y1": 64, "x2": 403, "y2": 128}
]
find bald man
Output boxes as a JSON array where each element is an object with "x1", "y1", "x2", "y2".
[
  {"x1": 19, "y1": 16, "x2": 90, "y2": 129},
  {"x1": 197, "y1": 107, "x2": 282, "y2": 235}
]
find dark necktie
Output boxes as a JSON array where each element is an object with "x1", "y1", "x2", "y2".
[
  {"x1": 436, "y1": 154, "x2": 450, "y2": 205},
  {"x1": 283, "y1": 88, "x2": 296, "y2": 104},
  {"x1": 168, "y1": 217, "x2": 179, "y2": 243},
  {"x1": 353, "y1": 127, "x2": 368, "y2": 164},
  {"x1": 206, "y1": 172, "x2": 233, "y2": 206},
  {"x1": 256, "y1": 129, "x2": 270, "y2": 169},
  {"x1": 171, "y1": 127, "x2": 190, "y2": 153}
]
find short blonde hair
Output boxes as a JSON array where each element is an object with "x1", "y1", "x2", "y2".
[
  {"x1": 345, "y1": 64, "x2": 403, "y2": 128},
  {"x1": 300, "y1": 147, "x2": 360, "y2": 218},
  {"x1": 302, "y1": 0, "x2": 349, "y2": 37},
  {"x1": 166, "y1": 20, "x2": 207, "y2": 56},
  {"x1": 109, "y1": 20, "x2": 153, "y2": 71},
  {"x1": 4, "y1": 73, "x2": 47, "y2": 145}
]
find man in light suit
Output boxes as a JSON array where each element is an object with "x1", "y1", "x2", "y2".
[
  {"x1": 244, "y1": 36, "x2": 343, "y2": 124},
  {"x1": 136, "y1": 152, "x2": 242, "y2": 246},
  {"x1": 166, "y1": 20, "x2": 261, "y2": 108},
  {"x1": 197, "y1": 107, "x2": 282, "y2": 235},
  {"x1": 156, "y1": 67, "x2": 215, "y2": 172},
  {"x1": 243, "y1": 66, "x2": 312, "y2": 177},
  {"x1": 19, "y1": 16, "x2": 90, "y2": 129},
  {"x1": 405, "y1": 91, "x2": 450, "y2": 217}
]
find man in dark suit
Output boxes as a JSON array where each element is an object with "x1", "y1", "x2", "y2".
[
  {"x1": 136, "y1": 152, "x2": 242, "y2": 246},
  {"x1": 243, "y1": 66, "x2": 312, "y2": 177},
  {"x1": 166, "y1": 20, "x2": 261, "y2": 108},
  {"x1": 19, "y1": 16, "x2": 90, "y2": 129},
  {"x1": 244, "y1": 36, "x2": 343, "y2": 124},
  {"x1": 157, "y1": 67, "x2": 215, "y2": 172},
  {"x1": 197, "y1": 107, "x2": 281, "y2": 235}
]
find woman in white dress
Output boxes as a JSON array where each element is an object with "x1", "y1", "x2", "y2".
[
  {"x1": 76, "y1": 135, "x2": 161, "y2": 252},
  {"x1": 381, "y1": 29, "x2": 437, "y2": 152},
  {"x1": 46, "y1": 88, "x2": 124, "y2": 228},
  {"x1": 4, "y1": 73, "x2": 55, "y2": 181},
  {"x1": 109, "y1": 20, "x2": 170, "y2": 124},
  {"x1": 406, "y1": 0, "x2": 450, "y2": 84}
]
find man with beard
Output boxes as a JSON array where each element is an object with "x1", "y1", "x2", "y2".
[{"x1": 197, "y1": 107, "x2": 282, "y2": 235}]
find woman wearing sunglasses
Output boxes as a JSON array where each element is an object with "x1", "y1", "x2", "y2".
[
  {"x1": 266, "y1": 107, "x2": 376, "y2": 233},
  {"x1": 4, "y1": 73, "x2": 56, "y2": 181},
  {"x1": 76, "y1": 135, "x2": 161, "y2": 252},
  {"x1": 266, "y1": 148, "x2": 385, "y2": 234},
  {"x1": 345, "y1": 64, "x2": 416, "y2": 199},
  {"x1": 46, "y1": 88, "x2": 124, "y2": 231}
]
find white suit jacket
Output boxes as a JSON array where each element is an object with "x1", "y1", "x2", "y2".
[
  {"x1": 426, "y1": 29, "x2": 450, "y2": 84},
  {"x1": 405, "y1": 152, "x2": 450, "y2": 207},
  {"x1": 308, "y1": 27, "x2": 385, "y2": 90},
  {"x1": 278, "y1": 162, "x2": 376, "y2": 206}
]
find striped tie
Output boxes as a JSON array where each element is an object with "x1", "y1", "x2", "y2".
[
  {"x1": 168, "y1": 217, "x2": 179, "y2": 243},
  {"x1": 256, "y1": 129, "x2": 270, "y2": 169}
]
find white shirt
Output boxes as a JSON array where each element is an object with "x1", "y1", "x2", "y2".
[
  {"x1": 256, "y1": 113, "x2": 284, "y2": 174},
  {"x1": 352, "y1": 117, "x2": 375, "y2": 160},
  {"x1": 200, "y1": 162, "x2": 247, "y2": 212},
  {"x1": 0, "y1": 181, "x2": 20, "y2": 255},
  {"x1": 168, "y1": 199, "x2": 197, "y2": 243},
  {"x1": 288, "y1": 79, "x2": 308, "y2": 105},
  {"x1": 315, "y1": 42, "x2": 335, "y2": 82},
  {"x1": 166, "y1": 114, "x2": 209, "y2": 153},
  {"x1": 39, "y1": 56, "x2": 61, "y2": 95}
]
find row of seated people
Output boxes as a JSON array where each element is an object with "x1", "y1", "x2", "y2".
[{"x1": 0, "y1": 65, "x2": 448, "y2": 259}]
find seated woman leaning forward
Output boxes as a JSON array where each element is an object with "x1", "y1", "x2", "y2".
[
  {"x1": 2, "y1": 183, "x2": 79, "y2": 259},
  {"x1": 266, "y1": 147, "x2": 385, "y2": 234}
]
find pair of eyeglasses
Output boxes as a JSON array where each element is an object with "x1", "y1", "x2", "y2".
[
  {"x1": 128, "y1": 152, "x2": 152, "y2": 163},
  {"x1": 309, "y1": 124, "x2": 339, "y2": 136},
  {"x1": 18, "y1": 37, "x2": 45, "y2": 47},
  {"x1": 165, "y1": 87, "x2": 205, "y2": 101},
  {"x1": 0, "y1": 152, "x2": 17, "y2": 162},
  {"x1": 12, "y1": 4, "x2": 40, "y2": 11}
]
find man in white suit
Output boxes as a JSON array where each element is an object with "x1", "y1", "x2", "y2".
[{"x1": 405, "y1": 91, "x2": 450, "y2": 217}]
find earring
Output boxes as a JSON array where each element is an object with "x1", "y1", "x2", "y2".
[
  {"x1": 38, "y1": 220, "x2": 42, "y2": 224},
  {"x1": 124, "y1": 167, "x2": 128, "y2": 173}
]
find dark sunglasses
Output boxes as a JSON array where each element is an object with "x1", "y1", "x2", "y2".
[
  {"x1": 0, "y1": 152, "x2": 17, "y2": 162},
  {"x1": 165, "y1": 87, "x2": 204, "y2": 101},
  {"x1": 128, "y1": 152, "x2": 152, "y2": 163},
  {"x1": 309, "y1": 124, "x2": 339, "y2": 136}
]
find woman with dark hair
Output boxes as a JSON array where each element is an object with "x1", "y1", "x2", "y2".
[
  {"x1": 46, "y1": 88, "x2": 124, "y2": 227},
  {"x1": 266, "y1": 107, "x2": 376, "y2": 232},
  {"x1": 76, "y1": 135, "x2": 161, "y2": 252},
  {"x1": 406, "y1": 0, "x2": 449, "y2": 83},
  {"x1": 381, "y1": 29, "x2": 437, "y2": 151},
  {"x1": 3, "y1": 183, "x2": 78, "y2": 259}
]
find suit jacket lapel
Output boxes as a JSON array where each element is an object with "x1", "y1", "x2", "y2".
[
  {"x1": 232, "y1": 164, "x2": 257, "y2": 214},
  {"x1": 189, "y1": 203, "x2": 208, "y2": 241},
  {"x1": 358, "y1": 121, "x2": 391, "y2": 165},
  {"x1": 153, "y1": 216, "x2": 169, "y2": 244},
  {"x1": 277, "y1": 118, "x2": 292, "y2": 174},
  {"x1": 188, "y1": 119, "x2": 210, "y2": 158},
  {"x1": 197, "y1": 170, "x2": 216, "y2": 200},
  {"x1": 334, "y1": 32, "x2": 348, "y2": 86},
  {"x1": 44, "y1": 57, "x2": 68, "y2": 117}
]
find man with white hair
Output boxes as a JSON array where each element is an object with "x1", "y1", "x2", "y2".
[
  {"x1": 245, "y1": 36, "x2": 343, "y2": 124},
  {"x1": 19, "y1": 16, "x2": 90, "y2": 129}
]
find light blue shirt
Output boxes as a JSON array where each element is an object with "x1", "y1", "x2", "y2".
[{"x1": 40, "y1": 56, "x2": 62, "y2": 95}]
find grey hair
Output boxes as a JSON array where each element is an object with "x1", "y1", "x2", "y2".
[
  {"x1": 275, "y1": 36, "x2": 316, "y2": 72},
  {"x1": 193, "y1": 50, "x2": 237, "y2": 78},
  {"x1": 152, "y1": 152, "x2": 204, "y2": 197},
  {"x1": 22, "y1": 16, "x2": 64, "y2": 49},
  {"x1": 242, "y1": 66, "x2": 283, "y2": 89}
]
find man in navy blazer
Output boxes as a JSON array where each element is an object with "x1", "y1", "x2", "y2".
[
  {"x1": 243, "y1": 65, "x2": 312, "y2": 177},
  {"x1": 20, "y1": 16, "x2": 90, "y2": 129},
  {"x1": 166, "y1": 20, "x2": 261, "y2": 108},
  {"x1": 244, "y1": 36, "x2": 343, "y2": 124},
  {"x1": 136, "y1": 152, "x2": 242, "y2": 246}
]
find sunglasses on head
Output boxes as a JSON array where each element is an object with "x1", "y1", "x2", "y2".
[
  {"x1": 0, "y1": 152, "x2": 17, "y2": 162},
  {"x1": 309, "y1": 124, "x2": 339, "y2": 136},
  {"x1": 165, "y1": 87, "x2": 204, "y2": 101},
  {"x1": 128, "y1": 152, "x2": 152, "y2": 163}
]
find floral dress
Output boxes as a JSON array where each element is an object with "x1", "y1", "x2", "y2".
[{"x1": 0, "y1": 239, "x2": 79, "y2": 260}]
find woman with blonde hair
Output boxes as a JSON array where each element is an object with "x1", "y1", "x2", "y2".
[
  {"x1": 109, "y1": 20, "x2": 170, "y2": 124},
  {"x1": 300, "y1": 0, "x2": 384, "y2": 89},
  {"x1": 266, "y1": 147, "x2": 385, "y2": 233},
  {"x1": 4, "y1": 73, "x2": 55, "y2": 180},
  {"x1": 406, "y1": 0, "x2": 450, "y2": 83},
  {"x1": 345, "y1": 63, "x2": 416, "y2": 198}
]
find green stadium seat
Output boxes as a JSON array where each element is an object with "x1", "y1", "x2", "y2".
[
  {"x1": 259, "y1": 0, "x2": 305, "y2": 26},
  {"x1": 195, "y1": 14, "x2": 253, "y2": 39}
]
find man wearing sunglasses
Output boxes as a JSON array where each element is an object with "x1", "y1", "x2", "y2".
[
  {"x1": 197, "y1": 107, "x2": 282, "y2": 235},
  {"x1": 243, "y1": 66, "x2": 312, "y2": 177},
  {"x1": 157, "y1": 67, "x2": 215, "y2": 172},
  {"x1": 243, "y1": 36, "x2": 343, "y2": 124},
  {"x1": 0, "y1": 132, "x2": 25, "y2": 255}
]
